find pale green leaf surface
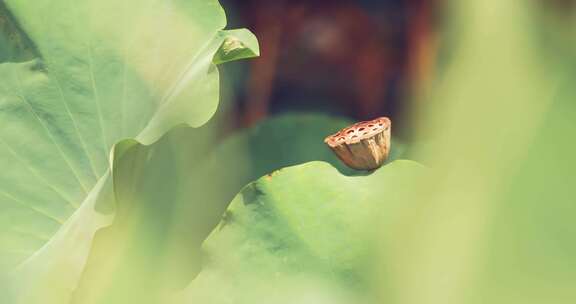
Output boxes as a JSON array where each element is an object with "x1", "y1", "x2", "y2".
[
  {"x1": 377, "y1": 1, "x2": 576, "y2": 304},
  {"x1": 471, "y1": 65, "x2": 576, "y2": 304},
  {"x1": 0, "y1": 0, "x2": 258, "y2": 303},
  {"x1": 70, "y1": 114, "x2": 358, "y2": 303},
  {"x1": 181, "y1": 160, "x2": 425, "y2": 304},
  {"x1": 0, "y1": 1, "x2": 35, "y2": 62}
]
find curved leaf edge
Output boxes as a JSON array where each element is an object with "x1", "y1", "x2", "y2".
[
  {"x1": 2, "y1": 28, "x2": 259, "y2": 304},
  {"x1": 206, "y1": 159, "x2": 425, "y2": 234}
]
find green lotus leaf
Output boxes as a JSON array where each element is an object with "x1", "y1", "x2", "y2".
[
  {"x1": 69, "y1": 114, "x2": 359, "y2": 303},
  {"x1": 0, "y1": 0, "x2": 258, "y2": 303},
  {"x1": 0, "y1": 1, "x2": 35, "y2": 63},
  {"x1": 180, "y1": 160, "x2": 425, "y2": 304}
]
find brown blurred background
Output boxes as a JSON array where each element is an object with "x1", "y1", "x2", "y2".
[{"x1": 218, "y1": 0, "x2": 437, "y2": 139}]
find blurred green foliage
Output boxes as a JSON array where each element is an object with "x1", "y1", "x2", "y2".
[
  {"x1": 378, "y1": 1, "x2": 576, "y2": 304},
  {"x1": 1, "y1": 0, "x2": 576, "y2": 303},
  {"x1": 181, "y1": 161, "x2": 424, "y2": 304},
  {"x1": 70, "y1": 114, "x2": 359, "y2": 304}
]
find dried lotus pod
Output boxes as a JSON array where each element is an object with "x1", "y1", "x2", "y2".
[{"x1": 324, "y1": 117, "x2": 391, "y2": 170}]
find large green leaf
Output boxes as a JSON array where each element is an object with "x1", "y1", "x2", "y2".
[
  {"x1": 69, "y1": 114, "x2": 360, "y2": 303},
  {"x1": 179, "y1": 160, "x2": 424, "y2": 304},
  {"x1": 373, "y1": 1, "x2": 576, "y2": 304},
  {"x1": 476, "y1": 70, "x2": 576, "y2": 304},
  {"x1": 0, "y1": 0, "x2": 258, "y2": 303},
  {"x1": 70, "y1": 127, "x2": 218, "y2": 304}
]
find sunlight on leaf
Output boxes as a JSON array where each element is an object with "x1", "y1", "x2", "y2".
[{"x1": 0, "y1": 1, "x2": 258, "y2": 303}]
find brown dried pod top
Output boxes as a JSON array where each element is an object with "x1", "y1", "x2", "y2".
[{"x1": 324, "y1": 117, "x2": 391, "y2": 170}]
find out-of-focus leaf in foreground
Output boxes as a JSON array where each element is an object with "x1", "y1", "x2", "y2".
[
  {"x1": 375, "y1": 1, "x2": 576, "y2": 304},
  {"x1": 0, "y1": 0, "x2": 258, "y2": 303},
  {"x1": 70, "y1": 114, "x2": 356, "y2": 303},
  {"x1": 177, "y1": 160, "x2": 424, "y2": 304}
]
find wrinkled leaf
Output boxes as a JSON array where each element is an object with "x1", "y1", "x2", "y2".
[
  {"x1": 0, "y1": 0, "x2": 258, "y2": 303},
  {"x1": 71, "y1": 114, "x2": 360, "y2": 303},
  {"x1": 180, "y1": 160, "x2": 424, "y2": 304}
]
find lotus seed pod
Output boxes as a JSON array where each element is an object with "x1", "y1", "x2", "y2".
[{"x1": 324, "y1": 117, "x2": 391, "y2": 170}]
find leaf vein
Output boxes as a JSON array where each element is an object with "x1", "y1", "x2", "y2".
[
  {"x1": 11, "y1": 66, "x2": 91, "y2": 195},
  {"x1": 0, "y1": 188, "x2": 65, "y2": 225}
]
